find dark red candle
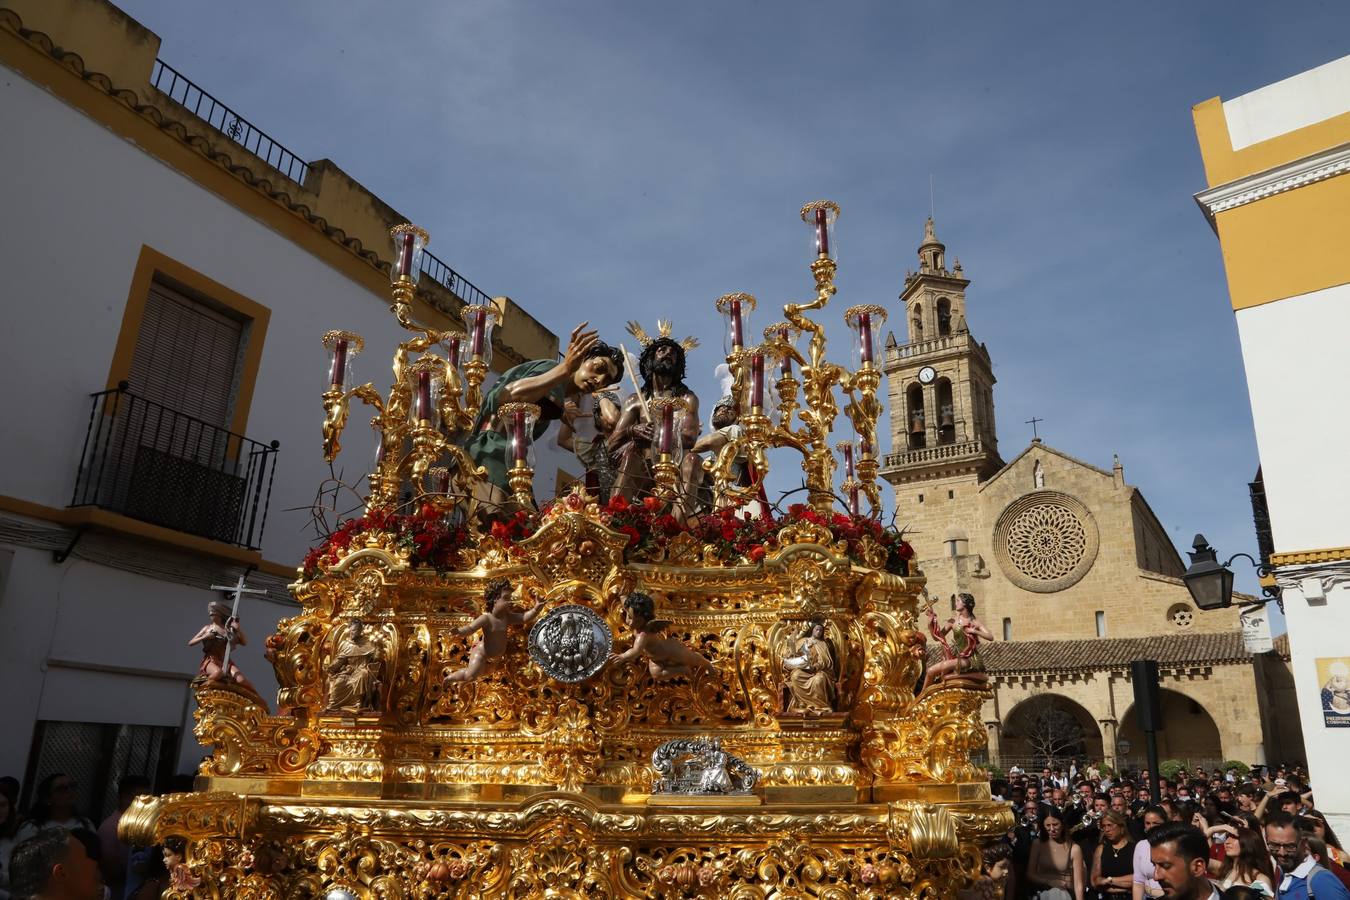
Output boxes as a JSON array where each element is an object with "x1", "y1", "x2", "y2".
[
  {"x1": 329, "y1": 338, "x2": 348, "y2": 387},
  {"x1": 858, "y1": 312, "x2": 873, "y2": 364},
  {"x1": 445, "y1": 335, "x2": 462, "y2": 370},
  {"x1": 396, "y1": 232, "x2": 416, "y2": 280},
  {"x1": 471, "y1": 309, "x2": 487, "y2": 358},
  {"x1": 842, "y1": 443, "x2": 855, "y2": 479},
  {"x1": 511, "y1": 410, "x2": 528, "y2": 463},
  {"x1": 730, "y1": 300, "x2": 744, "y2": 349},
  {"x1": 415, "y1": 370, "x2": 433, "y2": 423},
  {"x1": 814, "y1": 208, "x2": 830, "y2": 257},
  {"x1": 659, "y1": 403, "x2": 675, "y2": 455},
  {"x1": 778, "y1": 327, "x2": 792, "y2": 377},
  {"x1": 750, "y1": 352, "x2": 765, "y2": 409},
  {"x1": 847, "y1": 483, "x2": 860, "y2": 517}
]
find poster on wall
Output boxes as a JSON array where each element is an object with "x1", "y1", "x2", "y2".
[
  {"x1": 1317, "y1": 657, "x2": 1350, "y2": 727},
  {"x1": 1240, "y1": 606, "x2": 1273, "y2": 654}
]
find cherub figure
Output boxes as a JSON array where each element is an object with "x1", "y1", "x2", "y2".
[
  {"x1": 443, "y1": 578, "x2": 543, "y2": 683},
  {"x1": 189, "y1": 600, "x2": 267, "y2": 708},
  {"x1": 612, "y1": 592, "x2": 713, "y2": 679},
  {"x1": 922, "y1": 592, "x2": 993, "y2": 691}
]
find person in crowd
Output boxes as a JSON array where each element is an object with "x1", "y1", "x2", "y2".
[
  {"x1": 1296, "y1": 812, "x2": 1345, "y2": 867},
  {"x1": 1134, "y1": 806, "x2": 1169, "y2": 900},
  {"x1": 0, "y1": 788, "x2": 24, "y2": 900},
  {"x1": 1027, "y1": 810, "x2": 1085, "y2": 900},
  {"x1": 1204, "y1": 825, "x2": 1274, "y2": 895},
  {"x1": 1092, "y1": 809, "x2": 1135, "y2": 899},
  {"x1": 1014, "y1": 799, "x2": 1045, "y2": 897},
  {"x1": 7, "y1": 827, "x2": 104, "y2": 900},
  {"x1": 96, "y1": 775, "x2": 148, "y2": 900},
  {"x1": 1148, "y1": 823, "x2": 1219, "y2": 900},
  {"x1": 15, "y1": 776, "x2": 94, "y2": 843},
  {"x1": 1302, "y1": 837, "x2": 1350, "y2": 892},
  {"x1": 961, "y1": 841, "x2": 1014, "y2": 900},
  {"x1": 1263, "y1": 812, "x2": 1350, "y2": 899}
]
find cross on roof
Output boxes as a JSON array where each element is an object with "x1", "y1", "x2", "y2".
[{"x1": 1026, "y1": 417, "x2": 1044, "y2": 440}]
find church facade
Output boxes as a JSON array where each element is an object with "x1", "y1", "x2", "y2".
[{"x1": 880, "y1": 220, "x2": 1303, "y2": 770}]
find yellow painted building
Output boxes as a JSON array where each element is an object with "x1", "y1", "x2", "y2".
[{"x1": 1193, "y1": 53, "x2": 1350, "y2": 833}]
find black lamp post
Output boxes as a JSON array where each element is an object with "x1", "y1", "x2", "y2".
[{"x1": 1181, "y1": 533, "x2": 1278, "y2": 611}]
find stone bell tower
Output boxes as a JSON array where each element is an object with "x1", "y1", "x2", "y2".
[{"x1": 880, "y1": 218, "x2": 1004, "y2": 554}]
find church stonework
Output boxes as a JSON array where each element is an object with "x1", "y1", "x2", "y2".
[{"x1": 880, "y1": 220, "x2": 1303, "y2": 770}]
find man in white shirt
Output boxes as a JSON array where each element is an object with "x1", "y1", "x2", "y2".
[{"x1": 1148, "y1": 823, "x2": 1219, "y2": 900}]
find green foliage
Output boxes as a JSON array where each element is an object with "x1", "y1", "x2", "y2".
[
  {"x1": 1159, "y1": 759, "x2": 1186, "y2": 780},
  {"x1": 982, "y1": 764, "x2": 1007, "y2": 780},
  {"x1": 1222, "y1": 760, "x2": 1251, "y2": 776}
]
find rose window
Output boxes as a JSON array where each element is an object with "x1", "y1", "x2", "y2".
[{"x1": 993, "y1": 491, "x2": 1099, "y2": 593}]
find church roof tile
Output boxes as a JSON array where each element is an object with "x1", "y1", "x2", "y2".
[{"x1": 932, "y1": 630, "x2": 1286, "y2": 674}]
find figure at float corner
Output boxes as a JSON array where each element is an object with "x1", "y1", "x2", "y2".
[
  {"x1": 443, "y1": 578, "x2": 543, "y2": 683},
  {"x1": 611, "y1": 591, "x2": 713, "y2": 679},
  {"x1": 922, "y1": 591, "x2": 993, "y2": 691},
  {"x1": 188, "y1": 600, "x2": 268, "y2": 709}
]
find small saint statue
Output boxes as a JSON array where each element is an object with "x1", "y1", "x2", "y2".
[
  {"x1": 780, "y1": 620, "x2": 838, "y2": 713},
  {"x1": 443, "y1": 579, "x2": 543, "y2": 683},
  {"x1": 922, "y1": 592, "x2": 993, "y2": 691},
  {"x1": 611, "y1": 592, "x2": 713, "y2": 679},
  {"x1": 325, "y1": 619, "x2": 385, "y2": 713},
  {"x1": 189, "y1": 600, "x2": 266, "y2": 708}
]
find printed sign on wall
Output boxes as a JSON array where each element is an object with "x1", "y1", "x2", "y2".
[{"x1": 1317, "y1": 657, "x2": 1350, "y2": 727}]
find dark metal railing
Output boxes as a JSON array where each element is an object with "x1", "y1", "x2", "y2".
[
  {"x1": 150, "y1": 59, "x2": 309, "y2": 185},
  {"x1": 1249, "y1": 470, "x2": 1274, "y2": 568},
  {"x1": 71, "y1": 384, "x2": 280, "y2": 551},
  {"x1": 420, "y1": 249, "x2": 493, "y2": 308}
]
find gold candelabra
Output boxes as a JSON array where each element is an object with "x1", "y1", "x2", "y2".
[
  {"x1": 707, "y1": 201, "x2": 887, "y2": 515},
  {"x1": 320, "y1": 223, "x2": 510, "y2": 515}
]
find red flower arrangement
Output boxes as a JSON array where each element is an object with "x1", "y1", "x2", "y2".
[{"x1": 301, "y1": 504, "x2": 473, "y2": 580}]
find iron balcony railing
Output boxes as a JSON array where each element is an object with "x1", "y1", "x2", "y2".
[
  {"x1": 420, "y1": 249, "x2": 493, "y2": 308},
  {"x1": 151, "y1": 59, "x2": 309, "y2": 185},
  {"x1": 71, "y1": 384, "x2": 279, "y2": 551}
]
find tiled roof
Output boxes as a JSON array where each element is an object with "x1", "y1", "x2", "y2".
[{"x1": 930, "y1": 630, "x2": 1284, "y2": 674}]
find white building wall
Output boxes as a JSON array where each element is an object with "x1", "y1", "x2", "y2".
[{"x1": 1236, "y1": 282, "x2": 1350, "y2": 832}]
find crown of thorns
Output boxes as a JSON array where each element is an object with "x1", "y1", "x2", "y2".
[{"x1": 625, "y1": 319, "x2": 700, "y2": 352}]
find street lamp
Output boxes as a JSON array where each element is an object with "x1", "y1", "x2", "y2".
[{"x1": 1181, "y1": 533, "x2": 1278, "y2": 610}]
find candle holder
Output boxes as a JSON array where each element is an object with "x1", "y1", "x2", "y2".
[
  {"x1": 716, "y1": 292, "x2": 757, "y2": 356},
  {"x1": 647, "y1": 396, "x2": 689, "y2": 503},
  {"x1": 460, "y1": 304, "x2": 499, "y2": 416},
  {"x1": 499, "y1": 402, "x2": 541, "y2": 508},
  {"x1": 321, "y1": 331, "x2": 367, "y2": 460},
  {"x1": 841, "y1": 477, "x2": 862, "y2": 517},
  {"x1": 801, "y1": 200, "x2": 839, "y2": 261},
  {"x1": 390, "y1": 224, "x2": 428, "y2": 285},
  {"x1": 763, "y1": 322, "x2": 802, "y2": 429}
]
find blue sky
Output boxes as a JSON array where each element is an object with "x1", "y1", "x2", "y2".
[{"x1": 112, "y1": 1, "x2": 1349, "y2": 604}]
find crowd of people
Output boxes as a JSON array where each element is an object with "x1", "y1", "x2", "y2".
[
  {"x1": 0, "y1": 772, "x2": 194, "y2": 900},
  {"x1": 961, "y1": 760, "x2": 1349, "y2": 900}
]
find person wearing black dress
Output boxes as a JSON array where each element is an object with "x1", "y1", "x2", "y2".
[{"x1": 1090, "y1": 811, "x2": 1134, "y2": 900}]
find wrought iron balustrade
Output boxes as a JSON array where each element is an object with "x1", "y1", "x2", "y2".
[
  {"x1": 70, "y1": 385, "x2": 279, "y2": 551},
  {"x1": 420, "y1": 248, "x2": 492, "y2": 308},
  {"x1": 151, "y1": 59, "x2": 309, "y2": 185}
]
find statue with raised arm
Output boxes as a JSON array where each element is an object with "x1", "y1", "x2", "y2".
[
  {"x1": 609, "y1": 321, "x2": 702, "y2": 517},
  {"x1": 325, "y1": 619, "x2": 386, "y2": 712},
  {"x1": 611, "y1": 591, "x2": 712, "y2": 679},
  {"x1": 443, "y1": 579, "x2": 543, "y2": 684},
  {"x1": 922, "y1": 592, "x2": 993, "y2": 691},
  {"x1": 189, "y1": 600, "x2": 267, "y2": 708},
  {"x1": 463, "y1": 323, "x2": 624, "y2": 514}
]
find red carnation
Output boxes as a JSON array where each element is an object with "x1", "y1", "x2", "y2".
[
  {"x1": 749, "y1": 545, "x2": 766, "y2": 563},
  {"x1": 619, "y1": 525, "x2": 641, "y2": 546}
]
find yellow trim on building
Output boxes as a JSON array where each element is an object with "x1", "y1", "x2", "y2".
[
  {"x1": 110, "y1": 246, "x2": 272, "y2": 439},
  {"x1": 0, "y1": 494, "x2": 295, "y2": 578},
  {"x1": 1193, "y1": 96, "x2": 1350, "y2": 187},
  {"x1": 1269, "y1": 546, "x2": 1350, "y2": 567}
]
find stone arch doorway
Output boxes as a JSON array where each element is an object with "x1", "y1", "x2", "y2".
[
  {"x1": 1001, "y1": 694, "x2": 1103, "y2": 769},
  {"x1": 1118, "y1": 688, "x2": 1224, "y2": 769}
]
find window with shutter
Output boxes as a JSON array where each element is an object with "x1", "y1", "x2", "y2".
[{"x1": 127, "y1": 280, "x2": 246, "y2": 427}]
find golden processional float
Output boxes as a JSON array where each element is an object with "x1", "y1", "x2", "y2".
[{"x1": 122, "y1": 203, "x2": 1010, "y2": 898}]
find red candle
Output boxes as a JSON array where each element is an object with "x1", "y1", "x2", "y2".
[
  {"x1": 814, "y1": 208, "x2": 830, "y2": 257},
  {"x1": 659, "y1": 403, "x2": 675, "y2": 455},
  {"x1": 396, "y1": 232, "x2": 416, "y2": 279},
  {"x1": 329, "y1": 338, "x2": 348, "y2": 387},
  {"x1": 842, "y1": 443, "x2": 855, "y2": 479},
  {"x1": 750, "y1": 352, "x2": 765, "y2": 410},
  {"x1": 471, "y1": 309, "x2": 487, "y2": 357},
  {"x1": 415, "y1": 370, "x2": 433, "y2": 422},
  {"x1": 730, "y1": 300, "x2": 744, "y2": 350},
  {"x1": 778, "y1": 327, "x2": 792, "y2": 377},
  {"x1": 445, "y1": 335, "x2": 462, "y2": 370},
  {"x1": 847, "y1": 483, "x2": 860, "y2": 517},
  {"x1": 858, "y1": 312, "x2": 874, "y2": 364},
  {"x1": 511, "y1": 409, "x2": 528, "y2": 463}
]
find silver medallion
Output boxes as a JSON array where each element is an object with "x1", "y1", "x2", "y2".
[
  {"x1": 651, "y1": 738, "x2": 759, "y2": 795},
  {"x1": 527, "y1": 604, "x2": 612, "y2": 683}
]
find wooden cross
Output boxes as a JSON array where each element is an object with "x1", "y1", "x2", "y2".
[
  {"x1": 209, "y1": 573, "x2": 267, "y2": 672},
  {"x1": 1025, "y1": 417, "x2": 1044, "y2": 440}
]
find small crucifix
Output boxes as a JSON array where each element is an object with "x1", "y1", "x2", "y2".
[
  {"x1": 1025, "y1": 416, "x2": 1044, "y2": 440},
  {"x1": 209, "y1": 573, "x2": 267, "y2": 673}
]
